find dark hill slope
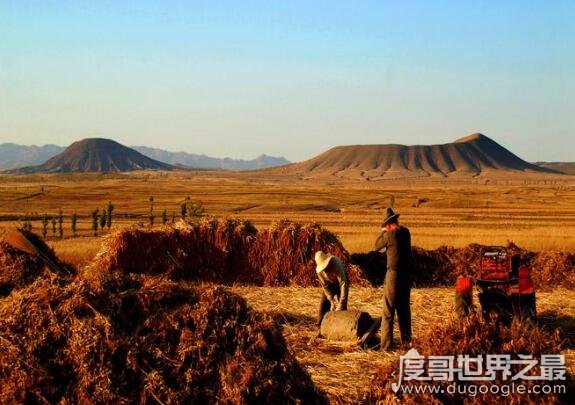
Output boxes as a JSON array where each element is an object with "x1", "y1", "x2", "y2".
[{"x1": 6, "y1": 138, "x2": 175, "y2": 173}]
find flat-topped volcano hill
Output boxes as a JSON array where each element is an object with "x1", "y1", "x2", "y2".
[{"x1": 269, "y1": 133, "x2": 559, "y2": 180}]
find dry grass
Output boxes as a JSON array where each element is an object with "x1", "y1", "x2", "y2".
[
  {"x1": 369, "y1": 312, "x2": 572, "y2": 404},
  {"x1": 1, "y1": 224, "x2": 573, "y2": 403},
  {"x1": 0, "y1": 229, "x2": 75, "y2": 297},
  {"x1": 89, "y1": 219, "x2": 365, "y2": 287},
  {"x1": 48, "y1": 237, "x2": 102, "y2": 268},
  {"x1": 1, "y1": 172, "x2": 575, "y2": 251},
  {"x1": 0, "y1": 272, "x2": 326, "y2": 404},
  {"x1": 230, "y1": 286, "x2": 575, "y2": 404}
]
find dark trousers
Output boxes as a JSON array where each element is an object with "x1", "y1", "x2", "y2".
[
  {"x1": 381, "y1": 271, "x2": 411, "y2": 350},
  {"x1": 317, "y1": 283, "x2": 347, "y2": 326}
]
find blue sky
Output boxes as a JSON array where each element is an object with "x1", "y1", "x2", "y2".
[{"x1": 0, "y1": 1, "x2": 573, "y2": 161}]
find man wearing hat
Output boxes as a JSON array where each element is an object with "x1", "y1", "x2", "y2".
[
  {"x1": 373, "y1": 207, "x2": 412, "y2": 350},
  {"x1": 315, "y1": 251, "x2": 349, "y2": 328}
]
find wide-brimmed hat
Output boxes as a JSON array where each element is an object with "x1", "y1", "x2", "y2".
[
  {"x1": 382, "y1": 207, "x2": 400, "y2": 225},
  {"x1": 315, "y1": 251, "x2": 334, "y2": 273}
]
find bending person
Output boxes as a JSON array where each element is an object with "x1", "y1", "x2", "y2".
[{"x1": 315, "y1": 251, "x2": 349, "y2": 329}]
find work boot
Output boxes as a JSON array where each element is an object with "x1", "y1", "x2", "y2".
[{"x1": 399, "y1": 341, "x2": 413, "y2": 351}]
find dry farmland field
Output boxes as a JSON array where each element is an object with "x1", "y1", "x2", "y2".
[
  {"x1": 1, "y1": 170, "x2": 575, "y2": 403},
  {"x1": 2, "y1": 171, "x2": 575, "y2": 254}
]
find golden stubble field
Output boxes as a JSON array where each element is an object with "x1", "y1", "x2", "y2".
[
  {"x1": 1, "y1": 170, "x2": 575, "y2": 402},
  {"x1": 2, "y1": 170, "x2": 575, "y2": 256}
]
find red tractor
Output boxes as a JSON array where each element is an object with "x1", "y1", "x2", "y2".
[{"x1": 455, "y1": 246, "x2": 536, "y2": 323}]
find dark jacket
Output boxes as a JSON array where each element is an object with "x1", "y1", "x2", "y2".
[{"x1": 374, "y1": 226, "x2": 412, "y2": 273}]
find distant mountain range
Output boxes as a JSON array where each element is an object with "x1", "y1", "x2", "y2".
[
  {"x1": 0, "y1": 142, "x2": 290, "y2": 170},
  {"x1": 535, "y1": 162, "x2": 575, "y2": 175},
  {"x1": 0, "y1": 143, "x2": 64, "y2": 169},
  {"x1": 269, "y1": 133, "x2": 564, "y2": 179},
  {"x1": 132, "y1": 146, "x2": 290, "y2": 170},
  {"x1": 0, "y1": 135, "x2": 571, "y2": 176},
  {"x1": 5, "y1": 139, "x2": 175, "y2": 173}
]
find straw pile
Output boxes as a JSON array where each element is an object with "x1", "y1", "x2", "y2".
[
  {"x1": 351, "y1": 245, "x2": 480, "y2": 288},
  {"x1": 96, "y1": 220, "x2": 572, "y2": 289},
  {"x1": 350, "y1": 251, "x2": 387, "y2": 287},
  {"x1": 250, "y1": 220, "x2": 363, "y2": 286},
  {"x1": 368, "y1": 314, "x2": 573, "y2": 404},
  {"x1": 353, "y1": 243, "x2": 574, "y2": 289},
  {"x1": 95, "y1": 219, "x2": 258, "y2": 283},
  {"x1": 0, "y1": 229, "x2": 75, "y2": 297},
  {"x1": 0, "y1": 268, "x2": 327, "y2": 404},
  {"x1": 95, "y1": 219, "x2": 365, "y2": 287},
  {"x1": 531, "y1": 251, "x2": 575, "y2": 290}
]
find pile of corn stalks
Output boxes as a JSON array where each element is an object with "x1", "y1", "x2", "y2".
[
  {"x1": 91, "y1": 218, "x2": 366, "y2": 287},
  {"x1": 0, "y1": 268, "x2": 327, "y2": 404}
]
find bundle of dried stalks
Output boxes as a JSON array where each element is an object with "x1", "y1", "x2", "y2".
[
  {"x1": 94, "y1": 219, "x2": 258, "y2": 283},
  {"x1": 0, "y1": 268, "x2": 327, "y2": 404},
  {"x1": 0, "y1": 229, "x2": 75, "y2": 297},
  {"x1": 250, "y1": 220, "x2": 365, "y2": 286},
  {"x1": 94, "y1": 219, "x2": 364, "y2": 287},
  {"x1": 368, "y1": 313, "x2": 573, "y2": 404}
]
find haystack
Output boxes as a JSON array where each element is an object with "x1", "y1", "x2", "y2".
[
  {"x1": 95, "y1": 219, "x2": 258, "y2": 283},
  {"x1": 351, "y1": 245, "x2": 474, "y2": 288},
  {"x1": 94, "y1": 219, "x2": 365, "y2": 287},
  {"x1": 368, "y1": 314, "x2": 572, "y2": 404},
  {"x1": 0, "y1": 269, "x2": 327, "y2": 404},
  {"x1": 250, "y1": 220, "x2": 364, "y2": 286}
]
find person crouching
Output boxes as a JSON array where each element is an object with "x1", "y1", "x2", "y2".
[{"x1": 315, "y1": 251, "x2": 349, "y2": 329}]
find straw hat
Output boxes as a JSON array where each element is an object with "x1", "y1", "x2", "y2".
[
  {"x1": 382, "y1": 207, "x2": 400, "y2": 226},
  {"x1": 315, "y1": 251, "x2": 333, "y2": 273}
]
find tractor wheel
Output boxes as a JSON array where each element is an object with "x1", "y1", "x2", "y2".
[
  {"x1": 520, "y1": 293, "x2": 537, "y2": 324},
  {"x1": 455, "y1": 291, "x2": 473, "y2": 318},
  {"x1": 479, "y1": 290, "x2": 514, "y2": 325}
]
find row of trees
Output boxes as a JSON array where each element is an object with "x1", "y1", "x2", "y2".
[
  {"x1": 146, "y1": 196, "x2": 204, "y2": 227},
  {"x1": 20, "y1": 197, "x2": 204, "y2": 238},
  {"x1": 91, "y1": 201, "x2": 115, "y2": 236}
]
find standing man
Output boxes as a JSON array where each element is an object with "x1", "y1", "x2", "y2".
[
  {"x1": 373, "y1": 207, "x2": 412, "y2": 350},
  {"x1": 315, "y1": 251, "x2": 349, "y2": 328}
]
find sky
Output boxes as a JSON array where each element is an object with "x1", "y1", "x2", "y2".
[{"x1": 0, "y1": 1, "x2": 573, "y2": 162}]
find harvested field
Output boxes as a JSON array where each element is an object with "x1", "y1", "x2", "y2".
[
  {"x1": 230, "y1": 286, "x2": 575, "y2": 404},
  {"x1": 93, "y1": 219, "x2": 366, "y2": 287},
  {"x1": 1, "y1": 223, "x2": 574, "y2": 403},
  {"x1": 0, "y1": 268, "x2": 327, "y2": 404}
]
